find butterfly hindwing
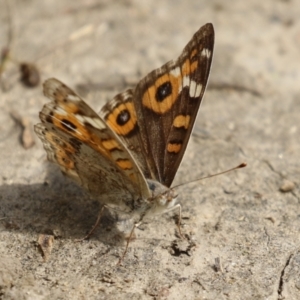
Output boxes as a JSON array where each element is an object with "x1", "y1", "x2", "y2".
[{"x1": 35, "y1": 78, "x2": 151, "y2": 201}]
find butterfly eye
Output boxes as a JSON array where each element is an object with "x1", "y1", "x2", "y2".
[
  {"x1": 116, "y1": 109, "x2": 130, "y2": 125},
  {"x1": 156, "y1": 81, "x2": 172, "y2": 102}
]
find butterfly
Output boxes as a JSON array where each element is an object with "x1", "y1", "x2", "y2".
[{"x1": 34, "y1": 23, "x2": 215, "y2": 263}]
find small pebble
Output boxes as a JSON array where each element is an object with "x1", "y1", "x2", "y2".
[{"x1": 279, "y1": 180, "x2": 295, "y2": 193}]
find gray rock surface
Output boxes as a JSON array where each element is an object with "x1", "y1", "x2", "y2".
[{"x1": 0, "y1": 0, "x2": 299, "y2": 299}]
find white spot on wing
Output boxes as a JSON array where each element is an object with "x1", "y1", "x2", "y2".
[
  {"x1": 88, "y1": 117, "x2": 106, "y2": 130},
  {"x1": 194, "y1": 82, "x2": 202, "y2": 97},
  {"x1": 182, "y1": 76, "x2": 190, "y2": 88},
  {"x1": 179, "y1": 75, "x2": 190, "y2": 93},
  {"x1": 179, "y1": 76, "x2": 202, "y2": 97},
  {"x1": 76, "y1": 115, "x2": 106, "y2": 130},
  {"x1": 189, "y1": 80, "x2": 202, "y2": 98},
  {"x1": 67, "y1": 94, "x2": 81, "y2": 102},
  {"x1": 170, "y1": 67, "x2": 181, "y2": 77},
  {"x1": 56, "y1": 106, "x2": 68, "y2": 116},
  {"x1": 201, "y1": 48, "x2": 211, "y2": 59}
]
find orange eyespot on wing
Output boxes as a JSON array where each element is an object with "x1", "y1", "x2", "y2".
[
  {"x1": 106, "y1": 101, "x2": 137, "y2": 136},
  {"x1": 142, "y1": 72, "x2": 182, "y2": 114}
]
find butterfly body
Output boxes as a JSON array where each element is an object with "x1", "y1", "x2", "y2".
[{"x1": 34, "y1": 23, "x2": 214, "y2": 257}]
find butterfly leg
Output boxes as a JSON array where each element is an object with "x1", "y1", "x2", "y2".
[
  {"x1": 75, "y1": 205, "x2": 108, "y2": 242},
  {"x1": 175, "y1": 204, "x2": 183, "y2": 238},
  {"x1": 163, "y1": 204, "x2": 184, "y2": 239},
  {"x1": 117, "y1": 221, "x2": 142, "y2": 265}
]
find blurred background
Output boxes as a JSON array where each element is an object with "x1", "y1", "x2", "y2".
[{"x1": 0, "y1": 1, "x2": 300, "y2": 299}]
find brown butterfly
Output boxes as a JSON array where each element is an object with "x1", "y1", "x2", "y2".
[{"x1": 34, "y1": 23, "x2": 215, "y2": 263}]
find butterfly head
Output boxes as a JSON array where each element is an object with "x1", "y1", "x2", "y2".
[{"x1": 141, "y1": 180, "x2": 178, "y2": 219}]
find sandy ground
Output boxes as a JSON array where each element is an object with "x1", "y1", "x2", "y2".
[{"x1": 0, "y1": 0, "x2": 300, "y2": 299}]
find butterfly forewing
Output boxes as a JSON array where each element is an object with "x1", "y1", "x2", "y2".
[{"x1": 106, "y1": 23, "x2": 214, "y2": 187}]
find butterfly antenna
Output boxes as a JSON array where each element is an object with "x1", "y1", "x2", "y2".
[{"x1": 173, "y1": 162, "x2": 247, "y2": 189}]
